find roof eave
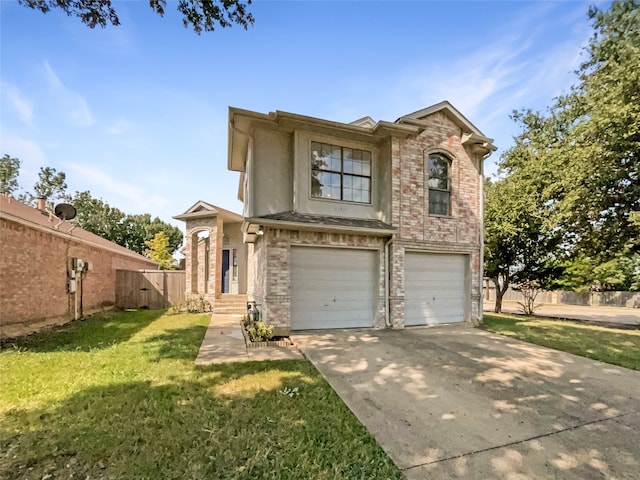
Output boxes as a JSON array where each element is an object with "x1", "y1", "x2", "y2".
[
  {"x1": 0, "y1": 209, "x2": 156, "y2": 264},
  {"x1": 228, "y1": 108, "x2": 421, "y2": 172},
  {"x1": 461, "y1": 132, "x2": 497, "y2": 157},
  {"x1": 242, "y1": 216, "x2": 396, "y2": 238}
]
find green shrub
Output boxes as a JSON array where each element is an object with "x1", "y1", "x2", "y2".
[
  {"x1": 169, "y1": 295, "x2": 212, "y2": 314},
  {"x1": 248, "y1": 321, "x2": 274, "y2": 342}
]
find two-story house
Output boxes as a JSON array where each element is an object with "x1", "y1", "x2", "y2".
[{"x1": 177, "y1": 101, "x2": 495, "y2": 333}]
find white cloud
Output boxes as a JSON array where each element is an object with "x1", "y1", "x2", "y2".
[
  {"x1": 43, "y1": 61, "x2": 64, "y2": 89},
  {"x1": 0, "y1": 131, "x2": 48, "y2": 187},
  {"x1": 42, "y1": 61, "x2": 95, "y2": 127},
  {"x1": 62, "y1": 161, "x2": 171, "y2": 215},
  {"x1": 106, "y1": 117, "x2": 136, "y2": 135},
  {"x1": 339, "y1": 1, "x2": 592, "y2": 137},
  {"x1": 69, "y1": 100, "x2": 94, "y2": 127},
  {"x1": 147, "y1": 171, "x2": 171, "y2": 187},
  {"x1": 1, "y1": 81, "x2": 34, "y2": 126}
]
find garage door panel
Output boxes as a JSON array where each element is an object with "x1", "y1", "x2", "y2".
[
  {"x1": 291, "y1": 247, "x2": 377, "y2": 330},
  {"x1": 405, "y1": 253, "x2": 466, "y2": 326}
]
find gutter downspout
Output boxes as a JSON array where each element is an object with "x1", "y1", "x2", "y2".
[
  {"x1": 478, "y1": 150, "x2": 492, "y2": 324},
  {"x1": 384, "y1": 236, "x2": 393, "y2": 328}
]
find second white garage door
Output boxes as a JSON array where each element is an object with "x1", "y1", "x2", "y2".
[
  {"x1": 405, "y1": 253, "x2": 467, "y2": 326},
  {"x1": 291, "y1": 247, "x2": 377, "y2": 330}
]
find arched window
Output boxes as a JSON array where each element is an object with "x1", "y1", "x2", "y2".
[{"x1": 427, "y1": 153, "x2": 451, "y2": 215}]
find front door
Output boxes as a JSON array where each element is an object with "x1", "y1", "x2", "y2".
[{"x1": 222, "y1": 249, "x2": 230, "y2": 293}]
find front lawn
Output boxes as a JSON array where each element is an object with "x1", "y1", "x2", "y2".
[
  {"x1": 483, "y1": 313, "x2": 640, "y2": 370},
  {"x1": 0, "y1": 310, "x2": 401, "y2": 480}
]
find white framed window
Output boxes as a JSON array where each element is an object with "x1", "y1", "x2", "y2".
[
  {"x1": 428, "y1": 153, "x2": 451, "y2": 216},
  {"x1": 310, "y1": 141, "x2": 371, "y2": 204}
]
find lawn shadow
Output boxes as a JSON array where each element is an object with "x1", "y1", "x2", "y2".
[
  {"x1": 0, "y1": 361, "x2": 398, "y2": 480},
  {"x1": 1, "y1": 309, "x2": 166, "y2": 353},
  {"x1": 142, "y1": 325, "x2": 208, "y2": 361},
  {"x1": 482, "y1": 314, "x2": 640, "y2": 370}
]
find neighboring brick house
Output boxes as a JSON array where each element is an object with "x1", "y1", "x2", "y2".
[
  {"x1": 183, "y1": 101, "x2": 495, "y2": 333},
  {"x1": 0, "y1": 196, "x2": 157, "y2": 338}
]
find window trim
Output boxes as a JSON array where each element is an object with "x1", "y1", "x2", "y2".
[
  {"x1": 427, "y1": 152, "x2": 452, "y2": 216},
  {"x1": 310, "y1": 140, "x2": 373, "y2": 205}
]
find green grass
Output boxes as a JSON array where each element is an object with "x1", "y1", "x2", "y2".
[
  {"x1": 0, "y1": 311, "x2": 401, "y2": 480},
  {"x1": 483, "y1": 313, "x2": 640, "y2": 370}
]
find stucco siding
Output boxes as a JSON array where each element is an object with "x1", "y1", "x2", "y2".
[
  {"x1": 292, "y1": 130, "x2": 391, "y2": 221},
  {"x1": 252, "y1": 128, "x2": 293, "y2": 217}
]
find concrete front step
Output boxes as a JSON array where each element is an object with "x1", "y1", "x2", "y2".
[
  {"x1": 213, "y1": 295, "x2": 248, "y2": 315},
  {"x1": 212, "y1": 308, "x2": 247, "y2": 315},
  {"x1": 214, "y1": 303, "x2": 249, "y2": 308}
]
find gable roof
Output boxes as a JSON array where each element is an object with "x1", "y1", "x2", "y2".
[
  {"x1": 350, "y1": 116, "x2": 376, "y2": 128},
  {"x1": 173, "y1": 200, "x2": 242, "y2": 222},
  {"x1": 398, "y1": 101, "x2": 496, "y2": 153},
  {"x1": 0, "y1": 196, "x2": 156, "y2": 263},
  {"x1": 397, "y1": 101, "x2": 482, "y2": 134}
]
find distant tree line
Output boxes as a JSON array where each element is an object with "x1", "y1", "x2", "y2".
[
  {"x1": 0, "y1": 156, "x2": 182, "y2": 268},
  {"x1": 485, "y1": 0, "x2": 640, "y2": 312}
]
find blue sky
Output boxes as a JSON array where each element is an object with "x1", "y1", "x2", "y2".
[{"x1": 1, "y1": 0, "x2": 604, "y2": 227}]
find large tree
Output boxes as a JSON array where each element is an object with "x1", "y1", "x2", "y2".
[
  {"x1": 18, "y1": 0, "x2": 254, "y2": 34},
  {"x1": 32, "y1": 166, "x2": 69, "y2": 204},
  {"x1": 18, "y1": 166, "x2": 70, "y2": 205},
  {"x1": 70, "y1": 190, "x2": 183, "y2": 255},
  {"x1": 71, "y1": 190, "x2": 129, "y2": 246},
  {"x1": 554, "y1": 0, "x2": 640, "y2": 259},
  {"x1": 484, "y1": 176, "x2": 562, "y2": 312},
  {"x1": 490, "y1": 0, "x2": 640, "y2": 294},
  {"x1": 0, "y1": 154, "x2": 21, "y2": 196}
]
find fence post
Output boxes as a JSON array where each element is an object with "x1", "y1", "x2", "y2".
[{"x1": 163, "y1": 271, "x2": 168, "y2": 308}]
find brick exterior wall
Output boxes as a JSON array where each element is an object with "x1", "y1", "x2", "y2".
[
  {"x1": 240, "y1": 105, "x2": 487, "y2": 330},
  {"x1": 392, "y1": 112, "x2": 483, "y2": 324},
  {"x1": 250, "y1": 228, "x2": 387, "y2": 334},
  {"x1": 0, "y1": 217, "x2": 157, "y2": 338},
  {"x1": 248, "y1": 235, "x2": 268, "y2": 319}
]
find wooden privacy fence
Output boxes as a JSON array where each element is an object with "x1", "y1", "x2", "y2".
[
  {"x1": 116, "y1": 270, "x2": 185, "y2": 309},
  {"x1": 484, "y1": 284, "x2": 640, "y2": 309}
]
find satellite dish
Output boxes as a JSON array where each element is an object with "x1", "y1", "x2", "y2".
[{"x1": 54, "y1": 203, "x2": 77, "y2": 221}]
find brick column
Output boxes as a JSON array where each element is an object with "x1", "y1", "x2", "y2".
[
  {"x1": 197, "y1": 237, "x2": 207, "y2": 293},
  {"x1": 389, "y1": 243, "x2": 405, "y2": 328},
  {"x1": 185, "y1": 231, "x2": 195, "y2": 295},
  {"x1": 208, "y1": 215, "x2": 224, "y2": 299},
  {"x1": 185, "y1": 215, "x2": 218, "y2": 300}
]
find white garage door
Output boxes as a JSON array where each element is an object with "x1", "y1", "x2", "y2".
[
  {"x1": 405, "y1": 253, "x2": 467, "y2": 326},
  {"x1": 291, "y1": 247, "x2": 377, "y2": 330}
]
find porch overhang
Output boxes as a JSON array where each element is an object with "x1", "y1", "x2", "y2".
[{"x1": 242, "y1": 212, "x2": 396, "y2": 242}]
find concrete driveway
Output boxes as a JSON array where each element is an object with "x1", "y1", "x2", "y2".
[{"x1": 293, "y1": 325, "x2": 640, "y2": 479}]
